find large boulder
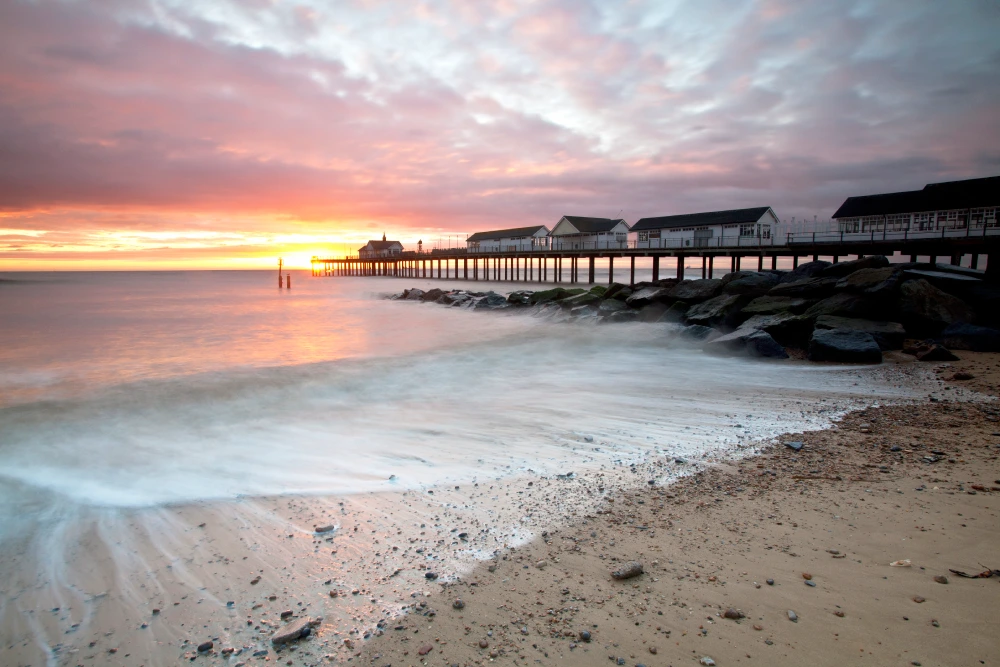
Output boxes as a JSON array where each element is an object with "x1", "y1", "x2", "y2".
[
  {"x1": 802, "y1": 293, "x2": 885, "y2": 321},
  {"x1": 589, "y1": 285, "x2": 608, "y2": 298},
  {"x1": 403, "y1": 288, "x2": 425, "y2": 301},
  {"x1": 657, "y1": 301, "x2": 690, "y2": 323},
  {"x1": 721, "y1": 271, "x2": 782, "y2": 296},
  {"x1": 899, "y1": 279, "x2": 975, "y2": 335},
  {"x1": 684, "y1": 294, "x2": 753, "y2": 329},
  {"x1": 420, "y1": 288, "x2": 445, "y2": 302},
  {"x1": 529, "y1": 288, "x2": 571, "y2": 304},
  {"x1": 668, "y1": 279, "x2": 722, "y2": 302},
  {"x1": 604, "y1": 283, "x2": 634, "y2": 301},
  {"x1": 819, "y1": 255, "x2": 890, "y2": 279},
  {"x1": 561, "y1": 291, "x2": 601, "y2": 309},
  {"x1": 808, "y1": 329, "x2": 883, "y2": 363},
  {"x1": 902, "y1": 269, "x2": 982, "y2": 294},
  {"x1": 739, "y1": 313, "x2": 814, "y2": 348},
  {"x1": 779, "y1": 260, "x2": 831, "y2": 283},
  {"x1": 939, "y1": 322, "x2": 1000, "y2": 352},
  {"x1": 506, "y1": 290, "x2": 533, "y2": 306},
  {"x1": 625, "y1": 286, "x2": 673, "y2": 308},
  {"x1": 814, "y1": 315, "x2": 906, "y2": 350},
  {"x1": 637, "y1": 302, "x2": 669, "y2": 322},
  {"x1": 474, "y1": 293, "x2": 509, "y2": 310},
  {"x1": 704, "y1": 329, "x2": 788, "y2": 359},
  {"x1": 272, "y1": 617, "x2": 317, "y2": 645},
  {"x1": 601, "y1": 309, "x2": 639, "y2": 324},
  {"x1": 741, "y1": 295, "x2": 811, "y2": 316},
  {"x1": 768, "y1": 277, "x2": 839, "y2": 298},
  {"x1": 676, "y1": 324, "x2": 721, "y2": 342},
  {"x1": 598, "y1": 298, "x2": 628, "y2": 313},
  {"x1": 836, "y1": 267, "x2": 902, "y2": 296}
]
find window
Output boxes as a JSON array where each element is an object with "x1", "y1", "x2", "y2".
[
  {"x1": 839, "y1": 218, "x2": 860, "y2": 233},
  {"x1": 648, "y1": 230, "x2": 661, "y2": 239},
  {"x1": 615, "y1": 232, "x2": 626, "y2": 242},
  {"x1": 637, "y1": 231, "x2": 648, "y2": 242},
  {"x1": 739, "y1": 223, "x2": 756, "y2": 237}
]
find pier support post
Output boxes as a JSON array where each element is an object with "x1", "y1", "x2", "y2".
[
  {"x1": 652, "y1": 256, "x2": 660, "y2": 281},
  {"x1": 676, "y1": 256, "x2": 684, "y2": 280},
  {"x1": 757, "y1": 254, "x2": 763, "y2": 271},
  {"x1": 793, "y1": 255, "x2": 799, "y2": 268},
  {"x1": 731, "y1": 256, "x2": 737, "y2": 272},
  {"x1": 972, "y1": 253, "x2": 980, "y2": 269},
  {"x1": 708, "y1": 256, "x2": 714, "y2": 279},
  {"x1": 588, "y1": 256, "x2": 595, "y2": 284},
  {"x1": 608, "y1": 256, "x2": 614, "y2": 285},
  {"x1": 630, "y1": 256, "x2": 635, "y2": 286},
  {"x1": 832, "y1": 255, "x2": 839, "y2": 264},
  {"x1": 771, "y1": 255, "x2": 777, "y2": 270},
  {"x1": 910, "y1": 254, "x2": 918, "y2": 263},
  {"x1": 986, "y1": 254, "x2": 999, "y2": 282},
  {"x1": 701, "y1": 256, "x2": 706, "y2": 279},
  {"x1": 951, "y1": 253, "x2": 961, "y2": 266},
  {"x1": 438, "y1": 259, "x2": 442, "y2": 279}
]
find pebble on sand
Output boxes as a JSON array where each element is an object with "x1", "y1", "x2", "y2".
[{"x1": 611, "y1": 561, "x2": 643, "y2": 580}]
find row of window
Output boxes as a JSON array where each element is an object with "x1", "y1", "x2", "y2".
[{"x1": 838, "y1": 208, "x2": 998, "y2": 233}]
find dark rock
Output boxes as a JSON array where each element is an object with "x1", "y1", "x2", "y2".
[
  {"x1": 625, "y1": 286, "x2": 673, "y2": 308},
  {"x1": 314, "y1": 525, "x2": 335, "y2": 533},
  {"x1": 529, "y1": 288, "x2": 571, "y2": 304},
  {"x1": 836, "y1": 267, "x2": 902, "y2": 295},
  {"x1": 271, "y1": 617, "x2": 315, "y2": 645},
  {"x1": 785, "y1": 441, "x2": 803, "y2": 451},
  {"x1": 420, "y1": 288, "x2": 445, "y2": 302},
  {"x1": 914, "y1": 344, "x2": 959, "y2": 361},
  {"x1": 819, "y1": 255, "x2": 890, "y2": 278},
  {"x1": 657, "y1": 301, "x2": 690, "y2": 323},
  {"x1": 939, "y1": 322, "x2": 1000, "y2": 351},
  {"x1": 579, "y1": 630, "x2": 592, "y2": 641},
  {"x1": 780, "y1": 260, "x2": 831, "y2": 282},
  {"x1": 741, "y1": 296, "x2": 811, "y2": 316},
  {"x1": 900, "y1": 279, "x2": 975, "y2": 335},
  {"x1": 611, "y1": 561, "x2": 643, "y2": 580},
  {"x1": 768, "y1": 277, "x2": 840, "y2": 298},
  {"x1": 197, "y1": 641, "x2": 214, "y2": 653},
  {"x1": 722, "y1": 271, "x2": 781, "y2": 296},
  {"x1": 723, "y1": 608, "x2": 745, "y2": 620},
  {"x1": 802, "y1": 293, "x2": 885, "y2": 321},
  {"x1": 506, "y1": 290, "x2": 533, "y2": 306},
  {"x1": 452, "y1": 599, "x2": 465, "y2": 610},
  {"x1": 598, "y1": 298, "x2": 628, "y2": 313},
  {"x1": 425, "y1": 572, "x2": 438, "y2": 580},
  {"x1": 404, "y1": 288, "x2": 425, "y2": 301},
  {"x1": 808, "y1": 328, "x2": 882, "y2": 363},
  {"x1": 604, "y1": 283, "x2": 631, "y2": 301},
  {"x1": 570, "y1": 305, "x2": 599, "y2": 320},
  {"x1": 668, "y1": 279, "x2": 722, "y2": 302},
  {"x1": 704, "y1": 329, "x2": 788, "y2": 359},
  {"x1": 418, "y1": 644, "x2": 433, "y2": 656},
  {"x1": 814, "y1": 315, "x2": 906, "y2": 350},
  {"x1": 602, "y1": 309, "x2": 639, "y2": 323},
  {"x1": 637, "y1": 302, "x2": 669, "y2": 322},
  {"x1": 684, "y1": 294, "x2": 753, "y2": 329},
  {"x1": 474, "y1": 293, "x2": 510, "y2": 310},
  {"x1": 561, "y1": 292, "x2": 602, "y2": 308},
  {"x1": 677, "y1": 324, "x2": 719, "y2": 341},
  {"x1": 589, "y1": 285, "x2": 608, "y2": 298},
  {"x1": 903, "y1": 269, "x2": 982, "y2": 294}
]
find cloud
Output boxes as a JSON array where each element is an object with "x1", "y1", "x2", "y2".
[{"x1": 0, "y1": 0, "x2": 997, "y2": 266}]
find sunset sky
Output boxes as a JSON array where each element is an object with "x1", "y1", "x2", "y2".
[{"x1": 1, "y1": 0, "x2": 998, "y2": 269}]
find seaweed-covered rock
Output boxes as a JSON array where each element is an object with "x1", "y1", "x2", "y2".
[
  {"x1": 808, "y1": 329, "x2": 882, "y2": 363},
  {"x1": 604, "y1": 283, "x2": 633, "y2": 301},
  {"x1": 939, "y1": 322, "x2": 1000, "y2": 352},
  {"x1": 814, "y1": 315, "x2": 906, "y2": 350},
  {"x1": 506, "y1": 290, "x2": 533, "y2": 306},
  {"x1": 668, "y1": 279, "x2": 722, "y2": 302},
  {"x1": 529, "y1": 288, "x2": 570, "y2": 304},
  {"x1": 474, "y1": 293, "x2": 510, "y2": 310},
  {"x1": 589, "y1": 285, "x2": 608, "y2": 298},
  {"x1": 684, "y1": 294, "x2": 752, "y2": 329},
  {"x1": 560, "y1": 291, "x2": 601, "y2": 308},
  {"x1": 899, "y1": 279, "x2": 975, "y2": 335}
]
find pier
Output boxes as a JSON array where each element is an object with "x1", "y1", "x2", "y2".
[{"x1": 312, "y1": 229, "x2": 1000, "y2": 284}]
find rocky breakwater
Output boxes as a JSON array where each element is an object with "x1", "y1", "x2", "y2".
[{"x1": 391, "y1": 257, "x2": 1000, "y2": 364}]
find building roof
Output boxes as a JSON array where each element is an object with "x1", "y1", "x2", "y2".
[
  {"x1": 556, "y1": 216, "x2": 627, "y2": 234},
  {"x1": 358, "y1": 240, "x2": 402, "y2": 251},
  {"x1": 632, "y1": 207, "x2": 773, "y2": 231},
  {"x1": 832, "y1": 176, "x2": 1000, "y2": 218},
  {"x1": 466, "y1": 225, "x2": 548, "y2": 243}
]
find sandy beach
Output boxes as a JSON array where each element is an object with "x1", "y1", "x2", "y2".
[{"x1": 356, "y1": 353, "x2": 1000, "y2": 667}]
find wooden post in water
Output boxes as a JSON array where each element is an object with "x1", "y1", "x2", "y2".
[
  {"x1": 676, "y1": 256, "x2": 684, "y2": 280},
  {"x1": 278, "y1": 258, "x2": 284, "y2": 288},
  {"x1": 708, "y1": 255, "x2": 714, "y2": 278},
  {"x1": 701, "y1": 256, "x2": 706, "y2": 279},
  {"x1": 630, "y1": 256, "x2": 635, "y2": 286},
  {"x1": 588, "y1": 256, "x2": 595, "y2": 284},
  {"x1": 608, "y1": 256, "x2": 614, "y2": 285},
  {"x1": 757, "y1": 255, "x2": 763, "y2": 271},
  {"x1": 652, "y1": 256, "x2": 659, "y2": 281},
  {"x1": 286, "y1": 273, "x2": 291, "y2": 289}
]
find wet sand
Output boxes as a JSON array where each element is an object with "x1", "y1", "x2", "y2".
[{"x1": 2, "y1": 356, "x2": 997, "y2": 666}]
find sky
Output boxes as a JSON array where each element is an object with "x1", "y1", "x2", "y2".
[{"x1": 1, "y1": 0, "x2": 998, "y2": 269}]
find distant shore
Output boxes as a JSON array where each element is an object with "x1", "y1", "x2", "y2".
[{"x1": 360, "y1": 353, "x2": 1000, "y2": 667}]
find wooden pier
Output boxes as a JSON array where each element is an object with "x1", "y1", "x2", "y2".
[{"x1": 312, "y1": 234, "x2": 1000, "y2": 285}]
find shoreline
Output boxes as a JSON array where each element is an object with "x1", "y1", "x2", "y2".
[{"x1": 358, "y1": 353, "x2": 1000, "y2": 667}]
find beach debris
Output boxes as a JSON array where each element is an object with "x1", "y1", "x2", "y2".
[
  {"x1": 579, "y1": 630, "x2": 591, "y2": 641},
  {"x1": 314, "y1": 525, "x2": 335, "y2": 534},
  {"x1": 753, "y1": 624, "x2": 763, "y2": 630},
  {"x1": 343, "y1": 639, "x2": 354, "y2": 650},
  {"x1": 952, "y1": 372, "x2": 974, "y2": 380},
  {"x1": 805, "y1": 580, "x2": 817, "y2": 587},
  {"x1": 271, "y1": 617, "x2": 318, "y2": 645},
  {"x1": 280, "y1": 610, "x2": 293, "y2": 619},
  {"x1": 479, "y1": 639, "x2": 489, "y2": 649},
  {"x1": 583, "y1": 435, "x2": 594, "y2": 443},
  {"x1": 452, "y1": 599, "x2": 465, "y2": 610},
  {"x1": 535, "y1": 559, "x2": 549, "y2": 569},
  {"x1": 934, "y1": 575, "x2": 950, "y2": 584},
  {"x1": 197, "y1": 641, "x2": 214, "y2": 653},
  {"x1": 649, "y1": 646, "x2": 658, "y2": 654},
  {"x1": 699, "y1": 657, "x2": 717, "y2": 666},
  {"x1": 766, "y1": 578, "x2": 774, "y2": 586},
  {"x1": 723, "y1": 608, "x2": 744, "y2": 620},
  {"x1": 787, "y1": 610, "x2": 798, "y2": 622},
  {"x1": 418, "y1": 644, "x2": 433, "y2": 656},
  {"x1": 611, "y1": 561, "x2": 644, "y2": 580},
  {"x1": 785, "y1": 441, "x2": 804, "y2": 452},
  {"x1": 890, "y1": 559, "x2": 912, "y2": 567},
  {"x1": 948, "y1": 568, "x2": 999, "y2": 578}
]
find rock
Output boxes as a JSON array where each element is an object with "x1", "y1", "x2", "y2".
[
  {"x1": 952, "y1": 371, "x2": 974, "y2": 380},
  {"x1": 668, "y1": 279, "x2": 723, "y2": 302},
  {"x1": 676, "y1": 324, "x2": 721, "y2": 342},
  {"x1": 741, "y1": 295, "x2": 811, "y2": 316},
  {"x1": 605, "y1": 284, "x2": 634, "y2": 301},
  {"x1": 314, "y1": 524, "x2": 335, "y2": 534},
  {"x1": 271, "y1": 617, "x2": 316, "y2": 645},
  {"x1": 418, "y1": 644, "x2": 433, "y2": 656},
  {"x1": 474, "y1": 293, "x2": 509, "y2": 310},
  {"x1": 814, "y1": 315, "x2": 906, "y2": 350},
  {"x1": 637, "y1": 302, "x2": 669, "y2": 322},
  {"x1": 802, "y1": 293, "x2": 884, "y2": 321},
  {"x1": 589, "y1": 285, "x2": 608, "y2": 298},
  {"x1": 939, "y1": 322, "x2": 1000, "y2": 351},
  {"x1": 780, "y1": 260, "x2": 831, "y2": 282},
  {"x1": 769, "y1": 277, "x2": 840, "y2": 298},
  {"x1": 802, "y1": 572, "x2": 813, "y2": 580},
  {"x1": 914, "y1": 343, "x2": 960, "y2": 362},
  {"x1": 903, "y1": 269, "x2": 983, "y2": 295},
  {"x1": 819, "y1": 255, "x2": 890, "y2": 278},
  {"x1": 657, "y1": 301, "x2": 690, "y2": 323},
  {"x1": 766, "y1": 579, "x2": 774, "y2": 585},
  {"x1": 529, "y1": 287, "x2": 571, "y2": 304},
  {"x1": 900, "y1": 279, "x2": 975, "y2": 335},
  {"x1": 602, "y1": 309, "x2": 639, "y2": 323},
  {"x1": 197, "y1": 641, "x2": 214, "y2": 653},
  {"x1": 425, "y1": 572, "x2": 438, "y2": 580},
  {"x1": 934, "y1": 575, "x2": 949, "y2": 584},
  {"x1": 404, "y1": 288, "x2": 425, "y2": 301},
  {"x1": 723, "y1": 608, "x2": 744, "y2": 619},
  {"x1": 785, "y1": 441, "x2": 803, "y2": 451},
  {"x1": 280, "y1": 610, "x2": 293, "y2": 619},
  {"x1": 722, "y1": 271, "x2": 781, "y2": 296},
  {"x1": 808, "y1": 329, "x2": 882, "y2": 363},
  {"x1": 420, "y1": 288, "x2": 445, "y2": 302},
  {"x1": 787, "y1": 610, "x2": 799, "y2": 622},
  {"x1": 506, "y1": 290, "x2": 533, "y2": 306},
  {"x1": 579, "y1": 630, "x2": 591, "y2": 641},
  {"x1": 703, "y1": 329, "x2": 788, "y2": 359},
  {"x1": 699, "y1": 657, "x2": 717, "y2": 666},
  {"x1": 452, "y1": 599, "x2": 465, "y2": 610},
  {"x1": 625, "y1": 286, "x2": 673, "y2": 308},
  {"x1": 611, "y1": 561, "x2": 643, "y2": 580},
  {"x1": 561, "y1": 291, "x2": 602, "y2": 308},
  {"x1": 685, "y1": 294, "x2": 753, "y2": 329},
  {"x1": 913, "y1": 596, "x2": 926, "y2": 603},
  {"x1": 598, "y1": 298, "x2": 628, "y2": 313},
  {"x1": 836, "y1": 267, "x2": 902, "y2": 295}
]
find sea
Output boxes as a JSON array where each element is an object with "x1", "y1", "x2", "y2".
[{"x1": 0, "y1": 269, "x2": 921, "y2": 665}]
